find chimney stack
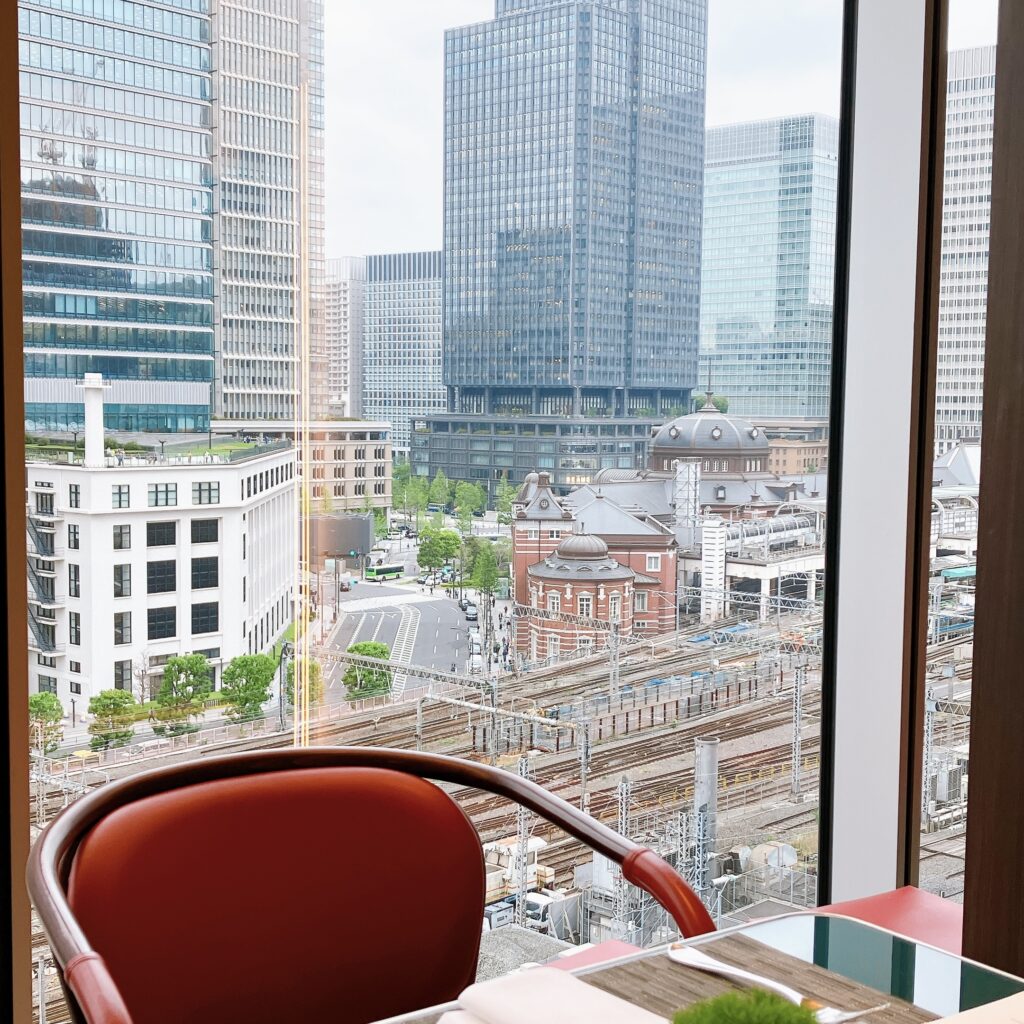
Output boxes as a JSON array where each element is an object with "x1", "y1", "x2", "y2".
[{"x1": 76, "y1": 373, "x2": 109, "y2": 467}]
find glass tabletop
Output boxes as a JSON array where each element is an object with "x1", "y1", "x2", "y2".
[{"x1": 691, "y1": 913, "x2": 1024, "y2": 1017}]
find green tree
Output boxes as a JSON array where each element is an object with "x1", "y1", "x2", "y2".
[
  {"x1": 495, "y1": 474, "x2": 515, "y2": 525},
  {"x1": 428, "y1": 469, "x2": 452, "y2": 508},
  {"x1": 491, "y1": 536, "x2": 513, "y2": 576},
  {"x1": 319, "y1": 487, "x2": 335, "y2": 515},
  {"x1": 455, "y1": 481, "x2": 485, "y2": 536},
  {"x1": 342, "y1": 641, "x2": 393, "y2": 698},
  {"x1": 154, "y1": 654, "x2": 212, "y2": 735},
  {"x1": 417, "y1": 527, "x2": 461, "y2": 570},
  {"x1": 285, "y1": 658, "x2": 325, "y2": 707},
  {"x1": 29, "y1": 692, "x2": 64, "y2": 755},
  {"x1": 408, "y1": 476, "x2": 429, "y2": 529},
  {"x1": 87, "y1": 689, "x2": 137, "y2": 751},
  {"x1": 471, "y1": 542, "x2": 499, "y2": 595},
  {"x1": 696, "y1": 393, "x2": 729, "y2": 413},
  {"x1": 220, "y1": 654, "x2": 276, "y2": 722}
]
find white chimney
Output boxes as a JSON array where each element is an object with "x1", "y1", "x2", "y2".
[{"x1": 75, "y1": 373, "x2": 109, "y2": 468}]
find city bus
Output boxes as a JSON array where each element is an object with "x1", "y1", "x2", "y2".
[{"x1": 365, "y1": 563, "x2": 404, "y2": 582}]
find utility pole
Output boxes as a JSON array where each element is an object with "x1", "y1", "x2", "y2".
[
  {"x1": 791, "y1": 662, "x2": 805, "y2": 797},
  {"x1": 578, "y1": 720, "x2": 591, "y2": 812},
  {"x1": 923, "y1": 684, "x2": 936, "y2": 825},
  {"x1": 609, "y1": 620, "x2": 620, "y2": 698},
  {"x1": 515, "y1": 755, "x2": 531, "y2": 928},
  {"x1": 614, "y1": 775, "x2": 631, "y2": 937}
]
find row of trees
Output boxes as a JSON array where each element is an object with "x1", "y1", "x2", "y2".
[
  {"x1": 393, "y1": 463, "x2": 517, "y2": 528},
  {"x1": 28, "y1": 640, "x2": 396, "y2": 754},
  {"x1": 414, "y1": 524, "x2": 510, "y2": 593}
]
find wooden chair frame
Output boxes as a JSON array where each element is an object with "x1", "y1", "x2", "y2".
[{"x1": 28, "y1": 747, "x2": 715, "y2": 1024}]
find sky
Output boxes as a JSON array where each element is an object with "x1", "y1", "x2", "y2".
[{"x1": 326, "y1": 0, "x2": 999, "y2": 260}]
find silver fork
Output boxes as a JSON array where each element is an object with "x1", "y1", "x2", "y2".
[{"x1": 668, "y1": 943, "x2": 891, "y2": 1024}]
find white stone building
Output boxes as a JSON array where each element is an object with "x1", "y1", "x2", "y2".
[
  {"x1": 27, "y1": 378, "x2": 296, "y2": 707},
  {"x1": 212, "y1": 419, "x2": 392, "y2": 513}
]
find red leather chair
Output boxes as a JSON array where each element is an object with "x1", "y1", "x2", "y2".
[{"x1": 28, "y1": 747, "x2": 714, "y2": 1024}]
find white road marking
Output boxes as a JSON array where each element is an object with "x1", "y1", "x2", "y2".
[{"x1": 389, "y1": 606, "x2": 420, "y2": 699}]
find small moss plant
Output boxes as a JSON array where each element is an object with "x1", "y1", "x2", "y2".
[{"x1": 674, "y1": 990, "x2": 817, "y2": 1024}]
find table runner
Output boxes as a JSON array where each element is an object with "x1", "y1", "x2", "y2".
[{"x1": 581, "y1": 934, "x2": 937, "y2": 1023}]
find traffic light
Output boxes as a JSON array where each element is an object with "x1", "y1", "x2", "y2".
[{"x1": 348, "y1": 549, "x2": 358, "y2": 557}]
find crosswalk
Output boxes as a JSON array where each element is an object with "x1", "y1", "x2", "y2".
[
  {"x1": 389, "y1": 605, "x2": 420, "y2": 698},
  {"x1": 339, "y1": 592, "x2": 443, "y2": 613}
]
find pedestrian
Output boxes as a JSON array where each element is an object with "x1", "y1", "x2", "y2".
[{"x1": 116, "y1": 448, "x2": 124, "y2": 466}]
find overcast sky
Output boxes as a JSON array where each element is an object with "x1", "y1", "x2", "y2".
[{"x1": 326, "y1": 0, "x2": 998, "y2": 260}]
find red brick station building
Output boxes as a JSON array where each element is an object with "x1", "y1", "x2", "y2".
[{"x1": 510, "y1": 398, "x2": 829, "y2": 662}]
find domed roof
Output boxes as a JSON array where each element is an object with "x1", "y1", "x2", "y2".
[
  {"x1": 528, "y1": 531, "x2": 633, "y2": 583},
  {"x1": 651, "y1": 396, "x2": 769, "y2": 454},
  {"x1": 555, "y1": 533, "x2": 609, "y2": 559}
]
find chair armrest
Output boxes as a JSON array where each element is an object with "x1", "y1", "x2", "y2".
[
  {"x1": 623, "y1": 847, "x2": 716, "y2": 937},
  {"x1": 65, "y1": 953, "x2": 134, "y2": 1024}
]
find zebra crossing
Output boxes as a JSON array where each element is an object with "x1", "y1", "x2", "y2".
[{"x1": 389, "y1": 605, "x2": 421, "y2": 698}]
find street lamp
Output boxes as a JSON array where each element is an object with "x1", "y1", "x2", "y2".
[
  {"x1": 70, "y1": 697, "x2": 77, "y2": 728},
  {"x1": 158, "y1": 439, "x2": 167, "y2": 460}
]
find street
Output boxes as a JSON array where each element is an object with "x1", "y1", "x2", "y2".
[{"x1": 322, "y1": 582, "x2": 481, "y2": 696}]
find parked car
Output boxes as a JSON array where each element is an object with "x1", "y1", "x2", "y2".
[
  {"x1": 465, "y1": 604, "x2": 479, "y2": 622},
  {"x1": 339, "y1": 579, "x2": 352, "y2": 592},
  {"x1": 458, "y1": 595, "x2": 469, "y2": 611},
  {"x1": 472, "y1": 509, "x2": 485, "y2": 517}
]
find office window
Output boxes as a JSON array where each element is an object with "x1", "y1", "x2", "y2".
[
  {"x1": 111, "y1": 484, "x2": 130, "y2": 509},
  {"x1": 192, "y1": 601, "x2": 219, "y2": 635},
  {"x1": 37, "y1": 675, "x2": 57, "y2": 694},
  {"x1": 147, "y1": 560, "x2": 177, "y2": 594},
  {"x1": 609, "y1": 594, "x2": 621, "y2": 622},
  {"x1": 191, "y1": 518, "x2": 219, "y2": 543},
  {"x1": 147, "y1": 521, "x2": 176, "y2": 547},
  {"x1": 68, "y1": 483, "x2": 80, "y2": 508},
  {"x1": 70, "y1": 681, "x2": 82, "y2": 695},
  {"x1": 546, "y1": 592, "x2": 560, "y2": 614},
  {"x1": 69, "y1": 611, "x2": 81, "y2": 645},
  {"x1": 192, "y1": 482, "x2": 220, "y2": 505},
  {"x1": 69, "y1": 661, "x2": 81, "y2": 674},
  {"x1": 148, "y1": 483, "x2": 177, "y2": 507},
  {"x1": 646, "y1": 554, "x2": 662, "y2": 572},
  {"x1": 113, "y1": 564, "x2": 131, "y2": 598},
  {"x1": 68, "y1": 524, "x2": 80, "y2": 549},
  {"x1": 113, "y1": 660, "x2": 132, "y2": 690},
  {"x1": 68, "y1": 563, "x2": 80, "y2": 598},
  {"x1": 112, "y1": 524, "x2": 131, "y2": 550},
  {"x1": 114, "y1": 611, "x2": 132, "y2": 646},
  {"x1": 192, "y1": 556, "x2": 218, "y2": 590},
  {"x1": 148, "y1": 606, "x2": 177, "y2": 640},
  {"x1": 578, "y1": 594, "x2": 593, "y2": 618},
  {"x1": 635, "y1": 590, "x2": 649, "y2": 612}
]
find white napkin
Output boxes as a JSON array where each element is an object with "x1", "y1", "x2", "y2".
[
  {"x1": 935, "y1": 992, "x2": 1024, "y2": 1022},
  {"x1": 439, "y1": 966, "x2": 668, "y2": 1024}
]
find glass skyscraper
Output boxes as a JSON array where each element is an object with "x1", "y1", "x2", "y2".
[
  {"x1": 19, "y1": 0, "x2": 215, "y2": 433},
  {"x1": 364, "y1": 251, "x2": 444, "y2": 451},
  {"x1": 442, "y1": 0, "x2": 706, "y2": 420},
  {"x1": 698, "y1": 114, "x2": 839, "y2": 420}
]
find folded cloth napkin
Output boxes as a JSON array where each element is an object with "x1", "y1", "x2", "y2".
[{"x1": 438, "y1": 966, "x2": 668, "y2": 1024}]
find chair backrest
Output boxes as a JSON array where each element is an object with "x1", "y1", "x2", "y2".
[{"x1": 65, "y1": 767, "x2": 485, "y2": 1024}]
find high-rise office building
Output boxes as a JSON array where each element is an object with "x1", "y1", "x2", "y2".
[
  {"x1": 364, "y1": 251, "x2": 444, "y2": 451},
  {"x1": 698, "y1": 114, "x2": 839, "y2": 421},
  {"x1": 934, "y1": 46, "x2": 994, "y2": 456},
  {"x1": 326, "y1": 257, "x2": 366, "y2": 418},
  {"x1": 19, "y1": 0, "x2": 215, "y2": 432},
  {"x1": 415, "y1": 0, "x2": 707, "y2": 494},
  {"x1": 211, "y1": 0, "x2": 325, "y2": 422}
]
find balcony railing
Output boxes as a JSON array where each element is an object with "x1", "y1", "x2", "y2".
[
  {"x1": 26, "y1": 517, "x2": 64, "y2": 559},
  {"x1": 27, "y1": 562, "x2": 64, "y2": 608}
]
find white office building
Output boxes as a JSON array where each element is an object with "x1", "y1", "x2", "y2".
[
  {"x1": 364, "y1": 251, "x2": 444, "y2": 452},
  {"x1": 26, "y1": 377, "x2": 296, "y2": 707},
  {"x1": 326, "y1": 257, "x2": 366, "y2": 417},
  {"x1": 935, "y1": 46, "x2": 995, "y2": 455},
  {"x1": 211, "y1": 0, "x2": 327, "y2": 421}
]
